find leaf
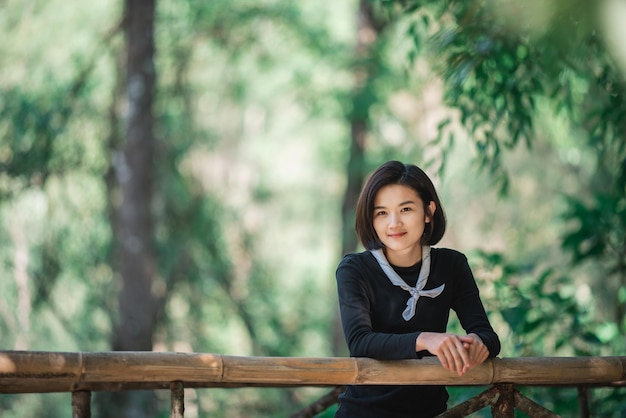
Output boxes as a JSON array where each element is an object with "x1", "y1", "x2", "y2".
[{"x1": 500, "y1": 306, "x2": 527, "y2": 332}]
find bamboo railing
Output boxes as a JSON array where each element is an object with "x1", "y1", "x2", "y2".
[{"x1": 0, "y1": 351, "x2": 624, "y2": 417}]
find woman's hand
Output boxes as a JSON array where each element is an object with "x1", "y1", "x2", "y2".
[
  {"x1": 416, "y1": 332, "x2": 488, "y2": 376},
  {"x1": 462, "y1": 333, "x2": 489, "y2": 368}
]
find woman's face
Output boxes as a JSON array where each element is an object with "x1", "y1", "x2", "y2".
[{"x1": 372, "y1": 184, "x2": 435, "y2": 265}]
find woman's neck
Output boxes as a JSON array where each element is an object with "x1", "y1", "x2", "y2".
[{"x1": 384, "y1": 246, "x2": 423, "y2": 267}]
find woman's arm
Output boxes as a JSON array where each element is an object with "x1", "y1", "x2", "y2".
[
  {"x1": 336, "y1": 257, "x2": 421, "y2": 360},
  {"x1": 452, "y1": 254, "x2": 501, "y2": 358},
  {"x1": 413, "y1": 251, "x2": 499, "y2": 375}
]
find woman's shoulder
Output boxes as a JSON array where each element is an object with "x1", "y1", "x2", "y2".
[
  {"x1": 337, "y1": 250, "x2": 375, "y2": 269},
  {"x1": 431, "y1": 247, "x2": 468, "y2": 262},
  {"x1": 336, "y1": 251, "x2": 381, "y2": 288},
  {"x1": 336, "y1": 251, "x2": 384, "y2": 278}
]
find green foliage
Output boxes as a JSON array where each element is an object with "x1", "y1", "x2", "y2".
[
  {"x1": 0, "y1": 87, "x2": 70, "y2": 191},
  {"x1": 2, "y1": 0, "x2": 626, "y2": 416},
  {"x1": 382, "y1": 0, "x2": 626, "y2": 415},
  {"x1": 387, "y1": 0, "x2": 626, "y2": 332},
  {"x1": 469, "y1": 250, "x2": 626, "y2": 415}
]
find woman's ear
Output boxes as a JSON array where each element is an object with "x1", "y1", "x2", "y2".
[{"x1": 426, "y1": 201, "x2": 437, "y2": 223}]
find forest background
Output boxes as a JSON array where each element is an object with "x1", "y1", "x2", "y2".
[{"x1": 1, "y1": 0, "x2": 625, "y2": 416}]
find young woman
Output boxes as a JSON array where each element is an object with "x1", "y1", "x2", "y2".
[{"x1": 335, "y1": 161, "x2": 500, "y2": 418}]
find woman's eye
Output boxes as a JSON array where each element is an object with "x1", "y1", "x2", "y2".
[
  {"x1": 375, "y1": 211, "x2": 386, "y2": 216},
  {"x1": 401, "y1": 207, "x2": 412, "y2": 212}
]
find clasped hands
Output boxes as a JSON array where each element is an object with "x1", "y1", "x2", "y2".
[{"x1": 415, "y1": 332, "x2": 489, "y2": 376}]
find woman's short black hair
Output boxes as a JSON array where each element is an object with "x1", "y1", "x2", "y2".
[{"x1": 355, "y1": 161, "x2": 446, "y2": 250}]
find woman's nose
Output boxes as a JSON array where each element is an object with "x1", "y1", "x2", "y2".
[{"x1": 389, "y1": 213, "x2": 402, "y2": 226}]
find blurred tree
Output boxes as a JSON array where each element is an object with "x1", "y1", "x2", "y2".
[
  {"x1": 335, "y1": 0, "x2": 390, "y2": 356},
  {"x1": 113, "y1": 0, "x2": 157, "y2": 355},
  {"x1": 334, "y1": 0, "x2": 437, "y2": 355},
  {"x1": 101, "y1": 0, "x2": 159, "y2": 416}
]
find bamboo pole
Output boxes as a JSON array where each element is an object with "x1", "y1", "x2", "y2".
[
  {"x1": 491, "y1": 384, "x2": 514, "y2": 418},
  {"x1": 289, "y1": 386, "x2": 345, "y2": 418},
  {"x1": 71, "y1": 390, "x2": 91, "y2": 418},
  {"x1": 493, "y1": 356, "x2": 625, "y2": 385},
  {"x1": 170, "y1": 381, "x2": 184, "y2": 418},
  {"x1": 577, "y1": 386, "x2": 590, "y2": 418},
  {"x1": 0, "y1": 351, "x2": 624, "y2": 394},
  {"x1": 437, "y1": 385, "x2": 499, "y2": 417},
  {"x1": 514, "y1": 390, "x2": 560, "y2": 417}
]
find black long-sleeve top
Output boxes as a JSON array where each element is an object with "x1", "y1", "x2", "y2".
[{"x1": 335, "y1": 247, "x2": 500, "y2": 418}]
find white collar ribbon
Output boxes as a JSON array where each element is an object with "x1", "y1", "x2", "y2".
[{"x1": 370, "y1": 246, "x2": 445, "y2": 321}]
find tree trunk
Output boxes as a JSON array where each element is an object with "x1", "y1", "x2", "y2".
[
  {"x1": 113, "y1": 0, "x2": 157, "y2": 353},
  {"x1": 333, "y1": 0, "x2": 385, "y2": 356},
  {"x1": 105, "y1": 0, "x2": 158, "y2": 416}
]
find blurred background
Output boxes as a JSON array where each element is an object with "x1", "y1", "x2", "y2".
[{"x1": 1, "y1": 0, "x2": 625, "y2": 416}]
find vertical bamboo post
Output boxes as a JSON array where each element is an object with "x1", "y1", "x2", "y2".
[
  {"x1": 170, "y1": 381, "x2": 184, "y2": 418},
  {"x1": 72, "y1": 390, "x2": 91, "y2": 418},
  {"x1": 577, "y1": 386, "x2": 590, "y2": 418},
  {"x1": 491, "y1": 384, "x2": 514, "y2": 418}
]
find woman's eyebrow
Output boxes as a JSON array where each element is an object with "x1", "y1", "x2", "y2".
[{"x1": 373, "y1": 200, "x2": 416, "y2": 210}]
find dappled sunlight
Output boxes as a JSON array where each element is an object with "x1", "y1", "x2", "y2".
[
  {"x1": 600, "y1": 0, "x2": 626, "y2": 75},
  {"x1": 195, "y1": 353, "x2": 222, "y2": 370},
  {"x1": 0, "y1": 354, "x2": 17, "y2": 373}
]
